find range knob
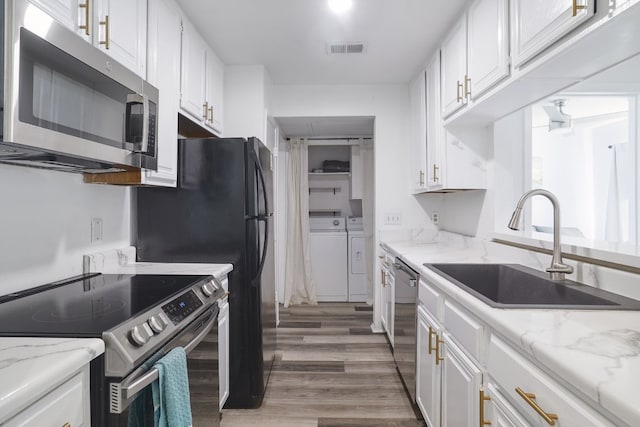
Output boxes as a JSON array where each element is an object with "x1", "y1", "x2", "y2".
[
  {"x1": 201, "y1": 282, "x2": 214, "y2": 297},
  {"x1": 129, "y1": 325, "x2": 149, "y2": 347},
  {"x1": 148, "y1": 315, "x2": 167, "y2": 333}
]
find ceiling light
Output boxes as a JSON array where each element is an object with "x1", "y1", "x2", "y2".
[{"x1": 328, "y1": 0, "x2": 353, "y2": 14}]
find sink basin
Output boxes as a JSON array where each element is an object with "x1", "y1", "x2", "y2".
[{"x1": 423, "y1": 263, "x2": 640, "y2": 310}]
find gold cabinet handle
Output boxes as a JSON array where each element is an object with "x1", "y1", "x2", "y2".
[
  {"x1": 63, "y1": 423, "x2": 71, "y2": 427},
  {"x1": 435, "y1": 334, "x2": 444, "y2": 365},
  {"x1": 221, "y1": 291, "x2": 230, "y2": 301},
  {"x1": 208, "y1": 106, "x2": 214, "y2": 124},
  {"x1": 572, "y1": 0, "x2": 586, "y2": 16},
  {"x1": 419, "y1": 170, "x2": 425, "y2": 186},
  {"x1": 433, "y1": 164, "x2": 439, "y2": 182},
  {"x1": 456, "y1": 80, "x2": 463, "y2": 102},
  {"x1": 464, "y1": 74, "x2": 472, "y2": 99},
  {"x1": 515, "y1": 387, "x2": 559, "y2": 425},
  {"x1": 381, "y1": 269, "x2": 387, "y2": 287},
  {"x1": 428, "y1": 327, "x2": 436, "y2": 354},
  {"x1": 202, "y1": 101, "x2": 209, "y2": 121},
  {"x1": 99, "y1": 15, "x2": 110, "y2": 49},
  {"x1": 480, "y1": 389, "x2": 491, "y2": 426},
  {"x1": 79, "y1": 1, "x2": 90, "y2": 35}
]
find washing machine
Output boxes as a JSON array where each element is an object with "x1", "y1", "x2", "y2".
[
  {"x1": 309, "y1": 217, "x2": 348, "y2": 301},
  {"x1": 347, "y1": 217, "x2": 367, "y2": 302}
]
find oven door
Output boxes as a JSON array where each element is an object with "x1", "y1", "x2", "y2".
[{"x1": 105, "y1": 307, "x2": 220, "y2": 426}]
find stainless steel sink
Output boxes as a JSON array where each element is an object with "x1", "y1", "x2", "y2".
[{"x1": 423, "y1": 263, "x2": 640, "y2": 310}]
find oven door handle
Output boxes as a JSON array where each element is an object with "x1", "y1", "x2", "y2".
[{"x1": 110, "y1": 311, "x2": 217, "y2": 413}]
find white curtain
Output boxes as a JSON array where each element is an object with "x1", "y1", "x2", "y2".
[{"x1": 283, "y1": 139, "x2": 317, "y2": 307}]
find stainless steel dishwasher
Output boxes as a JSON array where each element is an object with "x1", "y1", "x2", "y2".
[{"x1": 393, "y1": 257, "x2": 419, "y2": 403}]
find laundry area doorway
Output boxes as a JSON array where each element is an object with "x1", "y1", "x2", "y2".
[{"x1": 274, "y1": 116, "x2": 375, "y2": 307}]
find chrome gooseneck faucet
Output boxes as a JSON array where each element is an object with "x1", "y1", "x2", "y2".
[{"x1": 508, "y1": 189, "x2": 574, "y2": 280}]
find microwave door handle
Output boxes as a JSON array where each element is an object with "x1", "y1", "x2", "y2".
[{"x1": 126, "y1": 93, "x2": 150, "y2": 153}]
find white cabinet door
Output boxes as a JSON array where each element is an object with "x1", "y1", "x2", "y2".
[
  {"x1": 467, "y1": 0, "x2": 509, "y2": 98},
  {"x1": 380, "y1": 264, "x2": 389, "y2": 332},
  {"x1": 180, "y1": 19, "x2": 207, "y2": 122},
  {"x1": 385, "y1": 270, "x2": 395, "y2": 347},
  {"x1": 441, "y1": 333, "x2": 482, "y2": 427},
  {"x1": 425, "y1": 52, "x2": 443, "y2": 191},
  {"x1": 29, "y1": 0, "x2": 90, "y2": 41},
  {"x1": 205, "y1": 48, "x2": 224, "y2": 135},
  {"x1": 144, "y1": 0, "x2": 181, "y2": 187},
  {"x1": 416, "y1": 305, "x2": 442, "y2": 427},
  {"x1": 94, "y1": 0, "x2": 147, "y2": 77},
  {"x1": 511, "y1": 0, "x2": 595, "y2": 68},
  {"x1": 441, "y1": 16, "x2": 468, "y2": 117},
  {"x1": 410, "y1": 70, "x2": 427, "y2": 192},
  {"x1": 485, "y1": 383, "x2": 531, "y2": 427},
  {"x1": 218, "y1": 300, "x2": 230, "y2": 409}
]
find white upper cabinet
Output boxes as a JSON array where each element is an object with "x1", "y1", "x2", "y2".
[
  {"x1": 144, "y1": 0, "x2": 181, "y2": 187},
  {"x1": 441, "y1": 16, "x2": 468, "y2": 117},
  {"x1": 180, "y1": 20, "x2": 224, "y2": 135},
  {"x1": 180, "y1": 19, "x2": 208, "y2": 123},
  {"x1": 511, "y1": 0, "x2": 595, "y2": 68},
  {"x1": 467, "y1": 0, "x2": 510, "y2": 98},
  {"x1": 205, "y1": 48, "x2": 224, "y2": 135},
  {"x1": 28, "y1": 0, "x2": 147, "y2": 76},
  {"x1": 28, "y1": 0, "x2": 90, "y2": 41},
  {"x1": 442, "y1": 0, "x2": 510, "y2": 117},
  {"x1": 425, "y1": 52, "x2": 442, "y2": 191},
  {"x1": 94, "y1": 0, "x2": 147, "y2": 77},
  {"x1": 409, "y1": 70, "x2": 427, "y2": 192}
]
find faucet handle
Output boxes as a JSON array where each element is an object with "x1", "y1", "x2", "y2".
[{"x1": 546, "y1": 262, "x2": 574, "y2": 280}]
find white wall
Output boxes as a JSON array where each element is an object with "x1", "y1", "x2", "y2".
[
  {"x1": 0, "y1": 165, "x2": 130, "y2": 295},
  {"x1": 271, "y1": 84, "x2": 437, "y2": 330}
]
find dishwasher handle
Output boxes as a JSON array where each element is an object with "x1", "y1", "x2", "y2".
[{"x1": 393, "y1": 260, "x2": 419, "y2": 281}]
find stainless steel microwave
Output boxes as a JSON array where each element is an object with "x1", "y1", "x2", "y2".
[{"x1": 0, "y1": 0, "x2": 158, "y2": 173}]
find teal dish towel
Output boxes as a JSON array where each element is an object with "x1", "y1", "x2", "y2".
[{"x1": 152, "y1": 347, "x2": 193, "y2": 427}]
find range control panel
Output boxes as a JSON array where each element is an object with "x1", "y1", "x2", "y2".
[{"x1": 162, "y1": 290, "x2": 203, "y2": 324}]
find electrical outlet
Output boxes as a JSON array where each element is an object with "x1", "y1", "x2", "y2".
[
  {"x1": 91, "y1": 218, "x2": 103, "y2": 243},
  {"x1": 431, "y1": 212, "x2": 440, "y2": 225},
  {"x1": 384, "y1": 212, "x2": 402, "y2": 225}
]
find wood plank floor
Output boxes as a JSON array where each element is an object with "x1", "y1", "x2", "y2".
[{"x1": 221, "y1": 303, "x2": 424, "y2": 427}]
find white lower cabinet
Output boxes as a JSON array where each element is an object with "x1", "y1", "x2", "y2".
[
  {"x1": 218, "y1": 296, "x2": 230, "y2": 410},
  {"x1": 488, "y1": 335, "x2": 614, "y2": 427},
  {"x1": 4, "y1": 366, "x2": 90, "y2": 427},
  {"x1": 418, "y1": 272, "x2": 620, "y2": 427},
  {"x1": 441, "y1": 333, "x2": 483, "y2": 427},
  {"x1": 416, "y1": 305, "x2": 442, "y2": 427},
  {"x1": 485, "y1": 382, "x2": 531, "y2": 427}
]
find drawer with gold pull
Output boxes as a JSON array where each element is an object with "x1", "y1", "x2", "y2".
[{"x1": 487, "y1": 335, "x2": 613, "y2": 427}]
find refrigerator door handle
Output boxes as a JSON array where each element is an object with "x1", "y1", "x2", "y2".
[{"x1": 254, "y1": 158, "x2": 270, "y2": 281}]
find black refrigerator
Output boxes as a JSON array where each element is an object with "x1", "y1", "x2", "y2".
[{"x1": 134, "y1": 137, "x2": 276, "y2": 409}]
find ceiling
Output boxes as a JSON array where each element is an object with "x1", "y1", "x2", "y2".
[
  {"x1": 276, "y1": 116, "x2": 375, "y2": 137},
  {"x1": 175, "y1": 0, "x2": 469, "y2": 85}
]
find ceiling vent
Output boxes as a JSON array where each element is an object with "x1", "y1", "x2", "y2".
[{"x1": 327, "y1": 42, "x2": 367, "y2": 55}]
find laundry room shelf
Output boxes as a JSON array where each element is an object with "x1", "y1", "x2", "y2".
[
  {"x1": 308, "y1": 172, "x2": 351, "y2": 176},
  {"x1": 309, "y1": 187, "x2": 342, "y2": 195},
  {"x1": 309, "y1": 209, "x2": 342, "y2": 216}
]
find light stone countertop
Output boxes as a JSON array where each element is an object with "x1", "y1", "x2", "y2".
[
  {"x1": 83, "y1": 246, "x2": 233, "y2": 287},
  {"x1": 381, "y1": 233, "x2": 640, "y2": 426},
  {"x1": 0, "y1": 338, "x2": 104, "y2": 422}
]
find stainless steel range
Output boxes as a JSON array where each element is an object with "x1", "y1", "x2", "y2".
[{"x1": 0, "y1": 273, "x2": 225, "y2": 426}]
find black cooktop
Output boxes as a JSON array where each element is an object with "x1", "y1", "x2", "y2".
[{"x1": 0, "y1": 273, "x2": 210, "y2": 337}]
